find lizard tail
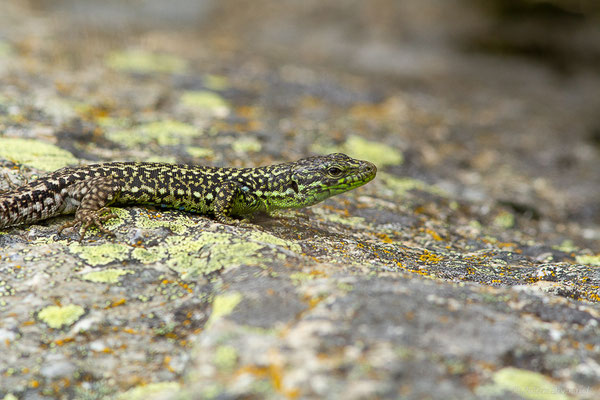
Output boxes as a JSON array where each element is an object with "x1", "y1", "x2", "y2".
[{"x1": 0, "y1": 185, "x2": 69, "y2": 228}]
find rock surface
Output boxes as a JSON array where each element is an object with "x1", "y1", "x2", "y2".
[{"x1": 0, "y1": 1, "x2": 599, "y2": 399}]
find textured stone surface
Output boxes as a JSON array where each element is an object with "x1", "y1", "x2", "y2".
[{"x1": 0, "y1": 1, "x2": 599, "y2": 399}]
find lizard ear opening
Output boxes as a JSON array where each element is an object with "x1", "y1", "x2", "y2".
[{"x1": 290, "y1": 178, "x2": 299, "y2": 194}]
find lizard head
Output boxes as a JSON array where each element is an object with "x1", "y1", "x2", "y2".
[{"x1": 287, "y1": 153, "x2": 377, "y2": 207}]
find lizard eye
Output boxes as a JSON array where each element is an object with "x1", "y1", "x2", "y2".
[{"x1": 327, "y1": 166, "x2": 343, "y2": 177}]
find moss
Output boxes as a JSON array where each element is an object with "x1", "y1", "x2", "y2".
[
  {"x1": 68, "y1": 242, "x2": 130, "y2": 266},
  {"x1": 576, "y1": 255, "x2": 600, "y2": 266},
  {"x1": 106, "y1": 120, "x2": 201, "y2": 147},
  {"x1": 232, "y1": 137, "x2": 262, "y2": 153},
  {"x1": 38, "y1": 304, "x2": 85, "y2": 329},
  {"x1": 0, "y1": 138, "x2": 78, "y2": 171},
  {"x1": 214, "y1": 345, "x2": 238, "y2": 371},
  {"x1": 106, "y1": 50, "x2": 187, "y2": 74},
  {"x1": 115, "y1": 382, "x2": 181, "y2": 400},
  {"x1": 206, "y1": 292, "x2": 242, "y2": 327},
  {"x1": 180, "y1": 90, "x2": 230, "y2": 117},
  {"x1": 82, "y1": 268, "x2": 134, "y2": 283},
  {"x1": 313, "y1": 135, "x2": 403, "y2": 167}
]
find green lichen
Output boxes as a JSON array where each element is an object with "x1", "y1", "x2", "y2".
[
  {"x1": 101, "y1": 207, "x2": 128, "y2": 230},
  {"x1": 206, "y1": 292, "x2": 242, "y2": 328},
  {"x1": 483, "y1": 367, "x2": 571, "y2": 400},
  {"x1": 146, "y1": 155, "x2": 177, "y2": 164},
  {"x1": 214, "y1": 345, "x2": 238, "y2": 371},
  {"x1": 106, "y1": 120, "x2": 201, "y2": 147},
  {"x1": 313, "y1": 135, "x2": 403, "y2": 167},
  {"x1": 311, "y1": 207, "x2": 365, "y2": 226},
  {"x1": 165, "y1": 233, "x2": 265, "y2": 278},
  {"x1": 576, "y1": 254, "x2": 600, "y2": 266},
  {"x1": 203, "y1": 74, "x2": 230, "y2": 91},
  {"x1": 232, "y1": 137, "x2": 262, "y2": 153},
  {"x1": 290, "y1": 272, "x2": 313, "y2": 285},
  {"x1": 0, "y1": 138, "x2": 78, "y2": 171},
  {"x1": 180, "y1": 90, "x2": 230, "y2": 117},
  {"x1": 82, "y1": 268, "x2": 134, "y2": 283},
  {"x1": 115, "y1": 382, "x2": 181, "y2": 400},
  {"x1": 378, "y1": 172, "x2": 445, "y2": 198},
  {"x1": 135, "y1": 212, "x2": 195, "y2": 234},
  {"x1": 337, "y1": 282, "x2": 354, "y2": 292},
  {"x1": 106, "y1": 50, "x2": 187, "y2": 74},
  {"x1": 197, "y1": 384, "x2": 224, "y2": 399},
  {"x1": 249, "y1": 230, "x2": 302, "y2": 253},
  {"x1": 38, "y1": 304, "x2": 85, "y2": 329},
  {"x1": 132, "y1": 247, "x2": 168, "y2": 264},
  {"x1": 494, "y1": 211, "x2": 515, "y2": 229},
  {"x1": 553, "y1": 240, "x2": 578, "y2": 253},
  {"x1": 68, "y1": 242, "x2": 130, "y2": 266},
  {"x1": 187, "y1": 146, "x2": 215, "y2": 159},
  {"x1": 0, "y1": 41, "x2": 13, "y2": 57},
  {"x1": 96, "y1": 116, "x2": 130, "y2": 129},
  {"x1": 158, "y1": 230, "x2": 301, "y2": 279}
]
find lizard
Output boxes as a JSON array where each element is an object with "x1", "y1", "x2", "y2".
[{"x1": 0, "y1": 153, "x2": 377, "y2": 241}]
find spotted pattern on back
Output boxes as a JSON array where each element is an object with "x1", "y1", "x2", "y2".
[{"x1": 0, "y1": 154, "x2": 377, "y2": 236}]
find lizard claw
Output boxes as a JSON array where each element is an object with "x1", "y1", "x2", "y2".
[{"x1": 57, "y1": 208, "x2": 118, "y2": 242}]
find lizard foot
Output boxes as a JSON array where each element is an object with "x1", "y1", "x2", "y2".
[
  {"x1": 58, "y1": 207, "x2": 118, "y2": 242},
  {"x1": 215, "y1": 214, "x2": 260, "y2": 230}
]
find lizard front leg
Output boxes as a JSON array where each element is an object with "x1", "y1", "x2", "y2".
[
  {"x1": 212, "y1": 181, "x2": 258, "y2": 228},
  {"x1": 57, "y1": 176, "x2": 121, "y2": 242},
  {"x1": 212, "y1": 181, "x2": 243, "y2": 225}
]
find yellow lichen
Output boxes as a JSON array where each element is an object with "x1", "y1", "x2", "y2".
[
  {"x1": 484, "y1": 367, "x2": 571, "y2": 400},
  {"x1": 313, "y1": 135, "x2": 403, "y2": 167},
  {"x1": 106, "y1": 120, "x2": 200, "y2": 147},
  {"x1": 0, "y1": 138, "x2": 78, "y2": 171},
  {"x1": 82, "y1": 268, "x2": 134, "y2": 283},
  {"x1": 68, "y1": 242, "x2": 130, "y2": 266},
  {"x1": 180, "y1": 90, "x2": 230, "y2": 118},
  {"x1": 115, "y1": 382, "x2": 181, "y2": 400},
  {"x1": 106, "y1": 50, "x2": 187, "y2": 74},
  {"x1": 232, "y1": 137, "x2": 262, "y2": 153},
  {"x1": 206, "y1": 292, "x2": 243, "y2": 328},
  {"x1": 38, "y1": 304, "x2": 85, "y2": 329},
  {"x1": 576, "y1": 255, "x2": 600, "y2": 266},
  {"x1": 214, "y1": 345, "x2": 238, "y2": 370}
]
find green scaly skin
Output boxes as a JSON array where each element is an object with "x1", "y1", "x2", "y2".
[{"x1": 0, "y1": 153, "x2": 376, "y2": 240}]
